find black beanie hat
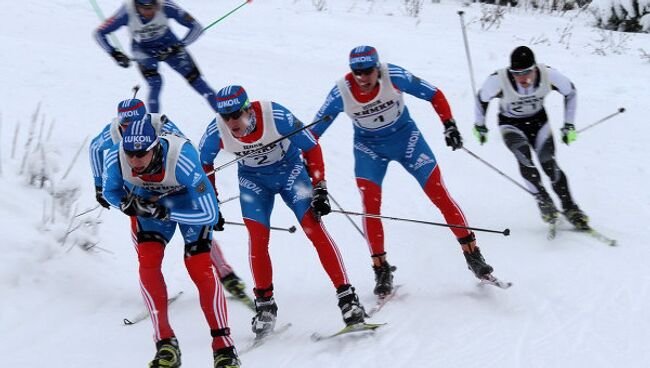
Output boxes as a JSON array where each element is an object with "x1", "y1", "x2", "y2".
[{"x1": 510, "y1": 46, "x2": 536, "y2": 70}]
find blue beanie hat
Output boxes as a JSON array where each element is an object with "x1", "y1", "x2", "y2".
[
  {"x1": 122, "y1": 116, "x2": 158, "y2": 152},
  {"x1": 215, "y1": 85, "x2": 250, "y2": 114},
  {"x1": 117, "y1": 98, "x2": 147, "y2": 125},
  {"x1": 349, "y1": 46, "x2": 380, "y2": 70}
]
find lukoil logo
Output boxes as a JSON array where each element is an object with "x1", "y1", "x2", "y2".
[
  {"x1": 351, "y1": 56, "x2": 375, "y2": 64},
  {"x1": 119, "y1": 110, "x2": 141, "y2": 118},
  {"x1": 217, "y1": 98, "x2": 240, "y2": 108},
  {"x1": 124, "y1": 135, "x2": 152, "y2": 143}
]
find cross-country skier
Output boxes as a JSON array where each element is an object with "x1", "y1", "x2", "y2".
[
  {"x1": 102, "y1": 117, "x2": 240, "y2": 367},
  {"x1": 472, "y1": 45, "x2": 589, "y2": 230},
  {"x1": 198, "y1": 85, "x2": 366, "y2": 338},
  {"x1": 94, "y1": 0, "x2": 220, "y2": 113},
  {"x1": 89, "y1": 98, "x2": 252, "y2": 305},
  {"x1": 311, "y1": 45, "x2": 497, "y2": 296}
]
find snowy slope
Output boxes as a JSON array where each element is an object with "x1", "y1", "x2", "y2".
[{"x1": 1, "y1": 0, "x2": 649, "y2": 367}]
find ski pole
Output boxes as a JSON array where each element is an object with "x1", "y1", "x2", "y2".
[
  {"x1": 331, "y1": 209, "x2": 510, "y2": 236},
  {"x1": 462, "y1": 147, "x2": 535, "y2": 195},
  {"x1": 457, "y1": 10, "x2": 477, "y2": 97},
  {"x1": 203, "y1": 0, "x2": 253, "y2": 32},
  {"x1": 218, "y1": 194, "x2": 240, "y2": 205},
  {"x1": 209, "y1": 115, "x2": 331, "y2": 174},
  {"x1": 74, "y1": 204, "x2": 101, "y2": 218},
  {"x1": 88, "y1": 0, "x2": 126, "y2": 52},
  {"x1": 577, "y1": 107, "x2": 625, "y2": 134},
  {"x1": 224, "y1": 221, "x2": 297, "y2": 233},
  {"x1": 328, "y1": 193, "x2": 365, "y2": 238}
]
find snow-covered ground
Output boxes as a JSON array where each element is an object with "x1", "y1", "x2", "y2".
[{"x1": 2, "y1": 0, "x2": 649, "y2": 367}]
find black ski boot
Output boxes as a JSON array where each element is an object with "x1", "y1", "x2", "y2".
[
  {"x1": 372, "y1": 262, "x2": 396, "y2": 296},
  {"x1": 336, "y1": 284, "x2": 365, "y2": 326},
  {"x1": 220, "y1": 273, "x2": 254, "y2": 309},
  {"x1": 149, "y1": 337, "x2": 181, "y2": 368},
  {"x1": 463, "y1": 246, "x2": 494, "y2": 279},
  {"x1": 535, "y1": 193, "x2": 559, "y2": 224},
  {"x1": 251, "y1": 296, "x2": 278, "y2": 338},
  {"x1": 563, "y1": 205, "x2": 590, "y2": 230},
  {"x1": 213, "y1": 346, "x2": 241, "y2": 368}
]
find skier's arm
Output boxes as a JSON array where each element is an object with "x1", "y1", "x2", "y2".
[
  {"x1": 164, "y1": 0, "x2": 203, "y2": 46},
  {"x1": 169, "y1": 143, "x2": 219, "y2": 225},
  {"x1": 311, "y1": 85, "x2": 344, "y2": 139},
  {"x1": 387, "y1": 63, "x2": 453, "y2": 124},
  {"x1": 198, "y1": 118, "x2": 223, "y2": 192},
  {"x1": 474, "y1": 73, "x2": 501, "y2": 127},
  {"x1": 94, "y1": 6, "x2": 129, "y2": 53},
  {"x1": 547, "y1": 67, "x2": 577, "y2": 124},
  {"x1": 89, "y1": 125, "x2": 112, "y2": 187},
  {"x1": 101, "y1": 146, "x2": 128, "y2": 208}
]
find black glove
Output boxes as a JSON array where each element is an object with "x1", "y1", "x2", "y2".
[
  {"x1": 110, "y1": 50, "x2": 131, "y2": 68},
  {"x1": 156, "y1": 44, "x2": 183, "y2": 61},
  {"x1": 443, "y1": 119, "x2": 463, "y2": 150},
  {"x1": 311, "y1": 181, "x2": 331, "y2": 218},
  {"x1": 95, "y1": 186, "x2": 111, "y2": 209},
  {"x1": 120, "y1": 194, "x2": 168, "y2": 220},
  {"x1": 214, "y1": 210, "x2": 225, "y2": 231}
]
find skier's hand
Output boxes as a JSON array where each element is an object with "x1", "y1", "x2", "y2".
[
  {"x1": 443, "y1": 119, "x2": 463, "y2": 151},
  {"x1": 110, "y1": 50, "x2": 131, "y2": 68},
  {"x1": 156, "y1": 44, "x2": 184, "y2": 61},
  {"x1": 560, "y1": 123, "x2": 577, "y2": 145},
  {"x1": 473, "y1": 124, "x2": 488, "y2": 145},
  {"x1": 214, "y1": 210, "x2": 225, "y2": 231},
  {"x1": 120, "y1": 195, "x2": 168, "y2": 220},
  {"x1": 311, "y1": 180, "x2": 331, "y2": 218},
  {"x1": 95, "y1": 186, "x2": 111, "y2": 209}
]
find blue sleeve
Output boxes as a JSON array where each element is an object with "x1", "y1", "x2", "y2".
[
  {"x1": 89, "y1": 124, "x2": 114, "y2": 187},
  {"x1": 198, "y1": 118, "x2": 222, "y2": 166},
  {"x1": 161, "y1": 117, "x2": 186, "y2": 139},
  {"x1": 164, "y1": 0, "x2": 203, "y2": 46},
  {"x1": 94, "y1": 6, "x2": 129, "y2": 53},
  {"x1": 102, "y1": 146, "x2": 128, "y2": 208},
  {"x1": 272, "y1": 103, "x2": 318, "y2": 152},
  {"x1": 168, "y1": 143, "x2": 219, "y2": 225},
  {"x1": 311, "y1": 85, "x2": 344, "y2": 138},
  {"x1": 387, "y1": 63, "x2": 439, "y2": 102}
]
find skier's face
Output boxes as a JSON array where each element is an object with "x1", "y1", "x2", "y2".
[
  {"x1": 125, "y1": 149, "x2": 154, "y2": 174},
  {"x1": 352, "y1": 67, "x2": 379, "y2": 93},
  {"x1": 222, "y1": 109, "x2": 251, "y2": 138},
  {"x1": 512, "y1": 67, "x2": 537, "y2": 88},
  {"x1": 136, "y1": 3, "x2": 159, "y2": 20}
]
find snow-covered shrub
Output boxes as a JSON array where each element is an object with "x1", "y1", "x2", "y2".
[
  {"x1": 590, "y1": 0, "x2": 650, "y2": 32},
  {"x1": 312, "y1": 0, "x2": 327, "y2": 11},
  {"x1": 586, "y1": 29, "x2": 631, "y2": 54},
  {"x1": 404, "y1": 0, "x2": 424, "y2": 17},
  {"x1": 480, "y1": 4, "x2": 507, "y2": 29}
]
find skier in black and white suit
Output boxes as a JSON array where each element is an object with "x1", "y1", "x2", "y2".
[{"x1": 472, "y1": 45, "x2": 589, "y2": 230}]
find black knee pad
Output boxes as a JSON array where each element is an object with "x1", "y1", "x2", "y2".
[
  {"x1": 139, "y1": 65, "x2": 160, "y2": 79},
  {"x1": 184, "y1": 238, "x2": 211, "y2": 257},
  {"x1": 136, "y1": 231, "x2": 168, "y2": 245},
  {"x1": 184, "y1": 66, "x2": 201, "y2": 83}
]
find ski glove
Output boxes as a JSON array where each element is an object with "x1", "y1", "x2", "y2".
[
  {"x1": 110, "y1": 50, "x2": 131, "y2": 68},
  {"x1": 120, "y1": 194, "x2": 168, "y2": 220},
  {"x1": 560, "y1": 123, "x2": 577, "y2": 145},
  {"x1": 156, "y1": 44, "x2": 184, "y2": 61},
  {"x1": 95, "y1": 186, "x2": 111, "y2": 209},
  {"x1": 473, "y1": 124, "x2": 488, "y2": 145},
  {"x1": 443, "y1": 119, "x2": 463, "y2": 150},
  {"x1": 311, "y1": 180, "x2": 331, "y2": 218},
  {"x1": 214, "y1": 210, "x2": 225, "y2": 231}
]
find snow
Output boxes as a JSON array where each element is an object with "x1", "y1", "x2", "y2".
[{"x1": 2, "y1": 0, "x2": 650, "y2": 367}]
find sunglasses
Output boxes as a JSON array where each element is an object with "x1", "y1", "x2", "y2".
[
  {"x1": 509, "y1": 65, "x2": 535, "y2": 76},
  {"x1": 220, "y1": 109, "x2": 245, "y2": 121},
  {"x1": 352, "y1": 67, "x2": 376, "y2": 76},
  {"x1": 124, "y1": 150, "x2": 149, "y2": 158},
  {"x1": 136, "y1": 3, "x2": 156, "y2": 10}
]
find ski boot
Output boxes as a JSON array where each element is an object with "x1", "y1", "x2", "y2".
[
  {"x1": 336, "y1": 284, "x2": 366, "y2": 326},
  {"x1": 372, "y1": 262, "x2": 396, "y2": 296},
  {"x1": 535, "y1": 193, "x2": 559, "y2": 224},
  {"x1": 563, "y1": 205, "x2": 590, "y2": 230},
  {"x1": 251, "y1": 296, "x2": 278, "y2": 338},
  {"x1": 220, "y1": 273, "x2": 254, "y2": 309},
  {"x1": 149, "y1": 337, "x2": 181, "y2": 368},
  {"x1": 463, "y1": 246, "x2": 494, "y2": 279},
  {"x1": 213, "y1": 346, "x2": 241, "y2": 368}
]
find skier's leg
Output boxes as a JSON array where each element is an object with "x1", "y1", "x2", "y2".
[
  {"x1": 131, "y1": 216, "x2": 176, "y2": 341},
  {"x1": 353, "y1": 139, "x2": 389, "y2": 265},
  {"x1": 210, "y1": 239, "x2": 234, "y2": 279},
  {"x1": 136, "y1": 56, "x2": 163, "y2": 113},
  {"x1": 180, "y1": 224, "x2": 234, "y2": 351},
  {"x1": 166, "y1": 51, "x2": 218, "y2": 112},
  {"x1": 533, "y1": 123, "x2": 577, "y2": 210}
]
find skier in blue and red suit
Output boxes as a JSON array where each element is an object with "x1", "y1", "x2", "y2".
[
  {"x1": 311, "y1": 46, "x2": 499, "y2": 295},
  {"x1": 198, "y1": 85, "x2": 366, "y2": 338},
  {"x1": 94, "y1": 0, "x2": 219, "y2": 113}
]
